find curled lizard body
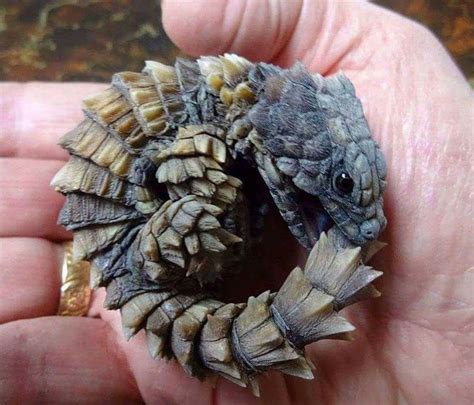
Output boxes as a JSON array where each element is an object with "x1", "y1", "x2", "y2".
[{"x1": 52, "y1": 54, "x2": 387, "y2": 394}]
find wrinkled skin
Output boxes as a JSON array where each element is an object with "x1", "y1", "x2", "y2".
[{"x1": 0, "y1": 0, "x2": 472, "y2": 404}]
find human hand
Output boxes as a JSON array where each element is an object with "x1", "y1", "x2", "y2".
[{"x1": 1, "y1": 0, "x2": 472, "y2": 403}]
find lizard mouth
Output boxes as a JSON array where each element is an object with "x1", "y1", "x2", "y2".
[{"x1": 298, "y1": 190, "x2": 335, "y2": 247}]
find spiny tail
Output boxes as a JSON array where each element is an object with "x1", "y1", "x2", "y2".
[{"x1": 119, "y1": 229, "x2": 383, "y2": 396}]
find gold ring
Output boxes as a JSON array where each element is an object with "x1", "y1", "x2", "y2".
[{"x1": 57, "y1": 241, "x2": 91, "y2": 316}]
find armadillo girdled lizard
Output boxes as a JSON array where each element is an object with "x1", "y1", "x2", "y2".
[{"x1": 51, "y1": 54, "x2": 387, "y2": 395}]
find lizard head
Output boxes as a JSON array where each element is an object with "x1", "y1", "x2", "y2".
[{"x1": 248, "y1": 63, "x2": 387, "y2": 247}]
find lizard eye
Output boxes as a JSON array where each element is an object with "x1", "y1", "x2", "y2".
[{"x1": 335, "y1": 172, "x2": 354, "y2": 194}]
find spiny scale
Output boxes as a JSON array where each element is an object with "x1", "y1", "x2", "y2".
[{"x1": 52, "y1": 54, "x2": 384, "y2": 395}]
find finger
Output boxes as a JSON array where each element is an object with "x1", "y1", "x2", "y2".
[
  {"x1": 162, "y1": 0, "x2": 304, "y2": 63},
  {"x1": 0, "y1": 82, "x2": 106, "y2": 161},
  {"x1": 2, "y1": 247, "x2": 240, "y2": 404},
  {"x1": 0, "y1": 158, "x2": 70, "y2": 240},
  {"x1": 89, "y1": 292, "x2": 215, "y2": 404},
  {"x1": 0, "y1": 317, "x2": 143, "y2": 403},
  {"x1": 162, "y1": 0, "x2": 413, "y2": 72},
  {"x1": 0, "y1": 238, "x2": 61, "y2": 324},
  {"x1": 90, "y1": 290, "x2": 295, "y2": 403}
]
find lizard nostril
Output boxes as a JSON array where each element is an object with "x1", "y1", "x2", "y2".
[{"x1": 360, "y1": 220, "x2": 380, "y2": 240}]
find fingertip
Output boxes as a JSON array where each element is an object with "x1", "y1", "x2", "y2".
[
  {"x1": 162, "y1": 0, "x2": 302, "y2": 61},
  {"x1": 162, "y1": 0, "x2": 241, "y2": 56}
]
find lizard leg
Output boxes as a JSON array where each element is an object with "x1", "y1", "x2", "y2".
[{"x1": 128, "y1": 195, "x2": 243, "y2": 287}]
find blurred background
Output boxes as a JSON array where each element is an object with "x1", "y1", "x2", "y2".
[{"x1": 0, "y1": 0, "x2": 472, "y2": 82}]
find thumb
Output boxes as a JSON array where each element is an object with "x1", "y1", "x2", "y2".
[
  {"x1": 161, "y1": 0, "x2": 419, "y2": 73},
  {"x1": 162, "y1": 0, "x2": 304, "y2": 62}
]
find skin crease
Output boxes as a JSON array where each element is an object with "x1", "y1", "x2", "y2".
[{"x1": 0, "y1": 0, "x2": 472, "y2": 403}]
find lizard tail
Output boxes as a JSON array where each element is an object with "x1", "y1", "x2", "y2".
[{"x1": 117, "y1": 228, "x2": 383, "y2": 396}]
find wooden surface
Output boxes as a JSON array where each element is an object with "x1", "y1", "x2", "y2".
[{"x1": 0, "y1": 0, "x2": 472, "y2": 81}]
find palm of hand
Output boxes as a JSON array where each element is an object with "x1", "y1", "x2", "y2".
[{"x1": 0, "y1": 1, "x2": 472, "y2": 403}]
